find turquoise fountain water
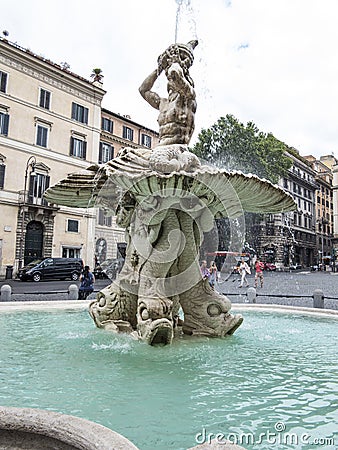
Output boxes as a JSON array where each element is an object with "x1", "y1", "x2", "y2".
[{"x1": 0, "y1": 308, "x2": 337, "y2": 450}]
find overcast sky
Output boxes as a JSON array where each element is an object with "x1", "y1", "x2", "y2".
[{"x1": 2, "y1": 0, "x2": 338, "y2": 159}]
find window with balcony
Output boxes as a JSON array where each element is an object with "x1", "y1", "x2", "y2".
[
  {"x1": 71, "y1": 102, "x2": 88, "y2": 124},
  {"x1": 28, "y1": 173, "x2": 50, "y2": 205},
  {"x1": 101, "y1": 117, "x2": 113, "y2": 133},
  {"x1": 39, "y1": 88, "x2": 51, "y2": 109},
  {"x1": 123, "y1": 126, "x2": 134, "y2": 141},
  {"x1": 70, "y1": 136, "x2": 87, "y2": 159},
  {"x1": 0, "y1": 112, "x2": 9, "y2": 136},
  {"x1": 0, "y1": 71, "x2": 7, "y2": 93},
  {"x1": 99, "y1": 142, "x2": 114, "y2": 163},
  {"x1": 36, "y1": 125, "x2": 48, "y2": 148}
]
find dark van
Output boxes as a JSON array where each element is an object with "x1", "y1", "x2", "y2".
[{"x1": 18, "y1": 258, "x2": 84, "y2": 282}]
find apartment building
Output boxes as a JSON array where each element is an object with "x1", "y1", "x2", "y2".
[
  {"x1": 0, "y1": 37, "x2": 105, "y2": 276},
  {"x1": 333, "y1": 163, "x2": 338, "y2": 262},
  {"x1": 304, "y1": 154, "x2": 337, "y2": 267},
  {"x1": 94, "y1": 109, "x2": 159, "y2": 263},
  {"x1": 251, "y1": 149, "x2": 317, "y2": 268},
  {"x1": 0, "y1": 37, "x2": 160, "y2": 277}
]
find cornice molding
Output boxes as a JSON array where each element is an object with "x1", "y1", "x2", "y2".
[{"x1": 0, "y1": 52, "x2": 103, "y2": 106}]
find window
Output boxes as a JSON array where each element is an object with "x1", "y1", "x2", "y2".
[
  {"x1": 123, "y1": 126, "x2": 133, "y2": 141},
  {"x1": 71, "y1": 102, "x2": 88, "y2": 124},
  {"x1": 67, "y1": 219, "x2": 79, "y2": 233},
  {"x1": 141, "y1": 134, "x2": 152, "y2": 148},
  {"x1": 0, "y1": 112, "x2": 9, "y2": 136},
  {"x1": 36, "y1": 125, "x2": 48, "y2": 147},
  {"x1": 62, "y1": 247, "x2": 81, "y2": 258},
  {"x1": 70, "y1": 137, "x2": 87, "y2": 159},
  {"x1": 101, "y1": 117, "x2": 113, "y2": 133},
  {"x1": 39, "y1": 88, "x2": 51, "y2": 109},
  {"x1": 0, "y1": 71, "x2": 7, "y2": 93},
  {"x1": 98, "y1": 209, "x2": 112, "y2": 227},
  {"x1": 0, "y1": 164, "x2": 5, "y2": 189},
  {"x1": 283, "y1": 178, "x2": 288, "y2": 189},
  {"x1": 28, "y1": 173, "x2": 50, "y2": 205},
  {"x1": 99, "y1": 142, "x2": 114, "y2": 163}
]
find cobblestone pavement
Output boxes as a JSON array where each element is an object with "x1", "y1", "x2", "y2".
[{"x1": 218, "y1": 270, "x2": 338, "y2": 310}]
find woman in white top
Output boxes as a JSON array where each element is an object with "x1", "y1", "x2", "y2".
[{"x1": 239, "y1": 258, "x2": 250, "y2": 288}]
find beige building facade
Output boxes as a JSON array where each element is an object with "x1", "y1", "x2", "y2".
[
  {"x1": 94, "y1": 109, "x2": 159, "y2": 264},
  {"x1": 304, "y1": 154, "x2": 337, "y2": 267},
  {"x1": 0, "y1": 37, "x2": 105, "y2": 277},
  {"x1": 0, "y1": 37, "x2": 159, "y2": 277}
]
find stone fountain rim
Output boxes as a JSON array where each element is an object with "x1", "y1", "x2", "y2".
[
  {"x1": 0, "y1": 300, "x2": 337, "y2": 319},
  {"x1": 0, "y1": 406, "x2": 138, "y2": 450},
  {"x1": 232, "y1": 302, "x2": 338, "y2": 319}
]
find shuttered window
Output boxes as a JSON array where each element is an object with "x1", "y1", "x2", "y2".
[
  {"x1": 0, "y1": 71, "x2": 7, "y2": 93},
  {"x1": 39, "y1": 89, "x2": 51, "y2": 109},
  {"x1": 71, "y1": 102, "x2": 88, "y2": 124},
  {"x1": 28, "y1": 173, "x2": 50, "y2": 205},
  {"x1": 99, "y1": 142, "x2": 114, "y2": 163},
  {"x1": 101, "y1": 117, "x2": 113, "y2": 133},
  {"x1": 36, "y1": 125, "x2": 48, "y2": 147},
  {"x1": 70, "y1": 137, "x2": 87, "y2": 159},
  {"x1": 0, "y1": 165, "x2": 5, "y2": 189},
  {"x1": 0, "y1": 113, "x2": 9, "y2": 136},
  {"x1": 123, "y1": 126, "x2": 133, "y2": 141}
]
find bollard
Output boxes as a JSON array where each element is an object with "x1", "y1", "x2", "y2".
[
  {"x1": 247, "y1": 287, "x2": 257, "y2": 303},
  {"x1": 313, "y1": 289, "x2": 324, "y2": 309},
  {"x1": 68, "y1": 284, "x2": 79, "y2": 300},
  {"x1": 1, "y1": 284, "x2": 12, "y2": 302}
]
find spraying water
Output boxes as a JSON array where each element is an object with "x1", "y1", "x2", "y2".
[{"x1": 174, "y1": 0, "x2": 197, "y2": 43}]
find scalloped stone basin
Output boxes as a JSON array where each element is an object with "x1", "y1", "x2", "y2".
[
  {"x1": 0, "y1": 304, "x2": 337, "y2": 450},
  {"x1": 0, "y1": 406, "x2": 138, "y2": 449}
]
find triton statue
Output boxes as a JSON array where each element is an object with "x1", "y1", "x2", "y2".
[{"x1": 45, "y1": 41, "x2": 296, "y2": 345}]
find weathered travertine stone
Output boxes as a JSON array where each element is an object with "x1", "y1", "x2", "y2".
[
  {"x1": 45, "y1": 42, "x2": 296, "y2": 345},
  {"x1": 0, "y1": 406, "x2": 138, "y2": 449}
]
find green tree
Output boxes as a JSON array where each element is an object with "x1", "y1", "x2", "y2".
[
  {"x1": 191, "y1": 114, "x2": 292, "y2": 183},
  {"x1": 191, "y1": 114, "x2": 293, "y2": 253}
]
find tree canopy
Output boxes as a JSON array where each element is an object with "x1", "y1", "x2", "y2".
[{"x1": 191, "y1": 114, "x2": 292, "y2": 184}]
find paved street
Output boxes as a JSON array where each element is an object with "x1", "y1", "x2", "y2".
[
  {"x1": 0, "y1": 271, "x2": 337, "y2": 308},
  {"x1": 0, "y1": 278, "x2": 111, "y2": 295},
  {"x1": 218, "y1": 270, "x2": 338, "y2": 309}
]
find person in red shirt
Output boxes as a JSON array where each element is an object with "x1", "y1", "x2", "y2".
[{"x1": 254, "y1": 258, "x2": 264, "y2": 288}]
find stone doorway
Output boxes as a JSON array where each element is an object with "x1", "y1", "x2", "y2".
[{"x1": 24, "y1": 221, "x2": 44, "y2": 265}]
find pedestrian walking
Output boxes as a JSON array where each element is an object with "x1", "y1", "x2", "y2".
[
  {"x1": 239, "y1": 257, "x2": 250, "y2": 288},
  {"x1": 78, "y1": 265, "x2": 95, "y2": 300},
  {"x1": 200, "y1": 260, "x2": 210, "y2": 281},
  {"x1": 209, "y1": 261, "x2": 218, "y2": 289},
  {"x1": 254, "y1": 258, "x2": 264, "y2": 288}
]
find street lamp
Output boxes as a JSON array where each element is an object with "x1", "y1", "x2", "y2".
[{"x1": 18, "y1": 156, "x2": 37, "y2": 270}]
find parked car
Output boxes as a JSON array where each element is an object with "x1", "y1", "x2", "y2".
[
  {"x1": 94, "y1": 258, "x2": 124, "y2": 280},
  {"x1": 18, "y1": 258, "x2": 84, "y2": 282},
  {"x1": 264, "y1": 262, "x2": 277, "y2": 271},
  {"x1": 289, "y1": 263, "x2": 302, "y2": 270}
]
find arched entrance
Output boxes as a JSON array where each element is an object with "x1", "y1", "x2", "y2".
[{"x1": 24, "y1": 221, "x2": 43, "y2": 265}]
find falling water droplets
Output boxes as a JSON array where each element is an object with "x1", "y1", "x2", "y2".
[{"x1": 174, "y1": 0, "x2": 197, "y2": 43}]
